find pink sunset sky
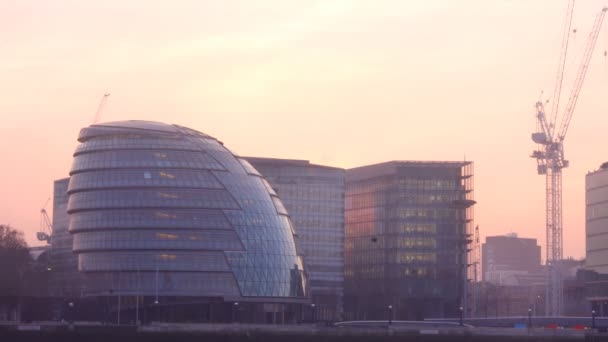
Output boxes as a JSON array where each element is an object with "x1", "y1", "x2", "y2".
[{"x1": 2, "y1": 0, "x2": 608, "y2": 259}]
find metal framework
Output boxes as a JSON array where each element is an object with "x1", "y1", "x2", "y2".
[
  {"x1": 92, "y1": 93, "x2": 111, "y2": 124},
  {"x1": 531, "y1": 4, "x2": 607, "y2": 316},
  {"x1": 37, "y1": 197, "x2": 52, "y2": 243}
]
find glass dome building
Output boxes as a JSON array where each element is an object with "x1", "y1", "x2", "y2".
[{"x1": 66, "y1": 121, "x2": 307, "y2": 322}]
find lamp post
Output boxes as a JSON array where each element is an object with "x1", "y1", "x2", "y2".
[
  {"x1": 534, "y1": 295, "x2": 541, "y2": 316},
  {"x1": 459, "y1": 306, "x2": 464, "y2": 326},
  {"x1": 311, "y1": 304, "x2": 316, "y2": 323},
  {"x1": 233, "y1": 302, "x2": 239, "y2": 323},
  {"x1": 68, "y1": 302, "x2": 74, "y2": 324},
  {"x1": 388, "y1": 305, "x2": 393, "y2": 325},
  {"x1": 592, "y1": 310, "x2": 597, "y2": 330},
  {"x1": 528, "y1": 307, "x2": 532, "y2": 328}
]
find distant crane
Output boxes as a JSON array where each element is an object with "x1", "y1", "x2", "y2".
[
  {"x1": 531, "y1": 3, "x2": 608, "y2": 316},
  {"x1": 37, "y1": 197, "x2": 52, "y2": 243},
  {"x1": 92, "y1": 93, "x2": 110, "y2": 124}
]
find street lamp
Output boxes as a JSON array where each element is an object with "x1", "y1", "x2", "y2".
[
  {"x1": 233, "y1": 302, "x2": 239, "y2": 323},
  {"x1": 592, "y1": 310, "x2": 597, "y2": 330},
  {"x1": 459, "y1": 306, "x2": 464, "y2": 326},
  {"x1": 388, "y1": 305, "x2": 393, "y2": 325},
  {"x1": 528, "y1": 307, "x2": 532, "y2": 328},
  {"x1": 68, "y1": 302, "x2": 74, "y2": 324},
  {"x1": 311, "y1": 303, "x2": 316, "y2": 323}
]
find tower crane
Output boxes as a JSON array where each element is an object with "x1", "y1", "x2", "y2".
[
  {"x1": 92, "y1": 93, "x2": 110, "y2": 124},
  {"x1": 531, "y1": 4, "x2": 608, "y2": 316},
  {"x1": 37, "y1": 197, "x2": 52, "y2": 243}
]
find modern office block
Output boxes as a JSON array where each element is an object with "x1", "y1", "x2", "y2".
[
  {"x1": 50, "y1": 178, "x2": 84, "y2": 297},
  {"x1": 482, "y1": 234, "x2": 542, "y2": 285},
  {"x1": 344, "y1": 161, "x2": 475, "y2": 320},
  {"x1": 586, "y1": 163, "x2": 608, "y2": 311},
  {"x1": 246, "y1": 157, "x2": 345, "y2": 321}
]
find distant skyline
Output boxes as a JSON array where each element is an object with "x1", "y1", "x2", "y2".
[{"x1": 3, "y1": 0, "x2": 608, "y2": 259}]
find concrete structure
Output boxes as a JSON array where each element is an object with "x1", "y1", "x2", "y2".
[
  {"x1": 586, "y1": 162, "x2": 608, "y2": 312},
  {"x1": 246, "y1": 157, "x2": 345, "y2": 321},
  {"x1": 482, "y1": 234, "x2": 542, "y2": 286},
  {"x1": 343, "y1": 161, "x2": 475, "y2": 320},
  {"x1": 60, "y1": 120, "x2": 308, "y2": 323}
]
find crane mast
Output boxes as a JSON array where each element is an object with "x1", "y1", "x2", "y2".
[
  {"x1": 531, "y1": 5, "x2": 607, "y2": 316},
  {"x1": 92, "y1": 93, "x2": 110, "y2": 124},
  {"x1": 37, "y1": 197, "x2": 52, "y2": 243}
]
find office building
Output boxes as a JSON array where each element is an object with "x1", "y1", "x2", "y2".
[
  {"x1": 344, "y1": 161, "x2": 475, "y2": 320},
  {"x1": 64, "y1": 120, "x2": 307, "y2": 323},
  {"x1": 586, "y1": 162, "x2": 608, "y2": 312},
  {"x1": 246, "y1": 157, "x2": 345, "y2": 321},
  {"x1": 482, "y1": 234, "x2": 542, "y2": 285},
  {"x1": 50, "y1": 178, "x2": 84, "y2": 297}
]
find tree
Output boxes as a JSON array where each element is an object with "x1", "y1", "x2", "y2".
[{"x1": 0, "y1": 225, "x2": 31, "y2": 297}]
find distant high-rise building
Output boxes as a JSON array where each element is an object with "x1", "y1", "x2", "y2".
[
  {"x1": 585, "y1": 162, "x2": 608, "y2": 312},
  {"x1": 482, "y1": 234, "x2": 542, "y2": 286},
  {"x1": 344, "y1": 161, "x2": 475, "y2": 320},
  {"x1": 246, "y1": 157, "x2": 345, "y2": 321},
  {"x1": 50, "y1": 178, "x2": 83, "y2": 297}
]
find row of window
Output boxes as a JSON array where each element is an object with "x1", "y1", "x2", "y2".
[
  {"x1": 235, "y1": 238, "x2": 299, "y2": 255},
  {"x1": 345, "y1": 237, "x2": 436, "y2": 250},
  {"x1": 344, "y1": 266, "x2": 432, "y2": 279},
  {"x1": 70, "y1": 150, "x2": 225, "y2": 174},
  {"x1": 82, "y1": 271, "x2": 240, "y2": 296},
  {"x1": 67, "y1": 189, "x2": 240, "y2": 212},
  {"x1": 225, "y1": 251, "x2": 304, "y2": 270},
  {"x1": 345, "y1": 222, "x2": 437, "y2": 237},
  {"x1": 78, "y1": 251, "x2": 230, "y2": 272},
  {"x1": 205, "y1": 150, "x2": 247, "y2": 175},
  {"x1": 346, "y1": 208, "x2": 460, "y2": 222},
  {"x1": 290, "y1": 217, "x2": 344, "y2": 229},
  {"x1": 587, "y1": 201, "x2": 608, "y2": 221},
  {"x1": 345, "y1": 193, "x2": 465, "y2": 210},
  {"x1": 275, "y1": 186, "x2": 344, "y2": 202},
  {"x1": 346, "y1": 251, "x2": 437, "y2": 265},
  {"x1": 69, "y1": 209, "x2": 232, "y2": 231},
  {"x1": 68, "y1": 169, "x2": 223, "y2": 193},
  {"x1": 282, "y1": 202, "x2": 344, "y2": 215},
  {"x1": 587, "y1": 171, "x2": 608, "y2": 191},
  {"x1": 298, "y1": 234, "x2": 343, "y2": 244},
  {"x1": 74, "y1": 137, "x2": 201, "y2": 155},
  {"x1": 212, "y1": 173, "x2": 278, "y2": 213},
  {"x1": 238, "y1": 158, "x2": 263, "y2": 176},
  {"x1": 346, "y1": 177, "x2": 462, "y2": 196},
  {"x1": 73, "y1": 229, "x2": 244, "y2": 252}
]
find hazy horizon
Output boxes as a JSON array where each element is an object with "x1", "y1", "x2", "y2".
[{"x1": 3, "y1": 0, "x2": 608, "y2": 259}]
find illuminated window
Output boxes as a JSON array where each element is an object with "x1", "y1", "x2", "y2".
[
  {"x1": 158, "y1": 192, "x2": 179, "y2": 199},
  {"x1": 158, "y1": 253, "x2": 177, "y2": 260},
  {"x1": 159, "y1": 172, "x2": 176, "y2": 179},
  {"x1": 155, "y1": 212, "x2": 176, "y2": 219},
  {"x1": 156, "y1": 233, "x2": 178, "y2": 240}
]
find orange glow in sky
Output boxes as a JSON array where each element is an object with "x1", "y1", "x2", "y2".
[{"x1": 2, "y1": 0, "x2": 608, "y2": 259}]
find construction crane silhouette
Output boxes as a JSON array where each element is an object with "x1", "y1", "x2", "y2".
[
  {"x1": 37, "y1": 197, "x2": 52, "y2": 243},
  {"x1": 92, "y1": 93, "x2": 110, "y2": 124},
  {"x1": 531, "y1": 3, "x2": 608, "y2": 316}
]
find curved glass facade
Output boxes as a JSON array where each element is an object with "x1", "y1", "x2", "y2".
[{"x1": 67, "y1": 120, "x2": 307, "y2": 301}]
